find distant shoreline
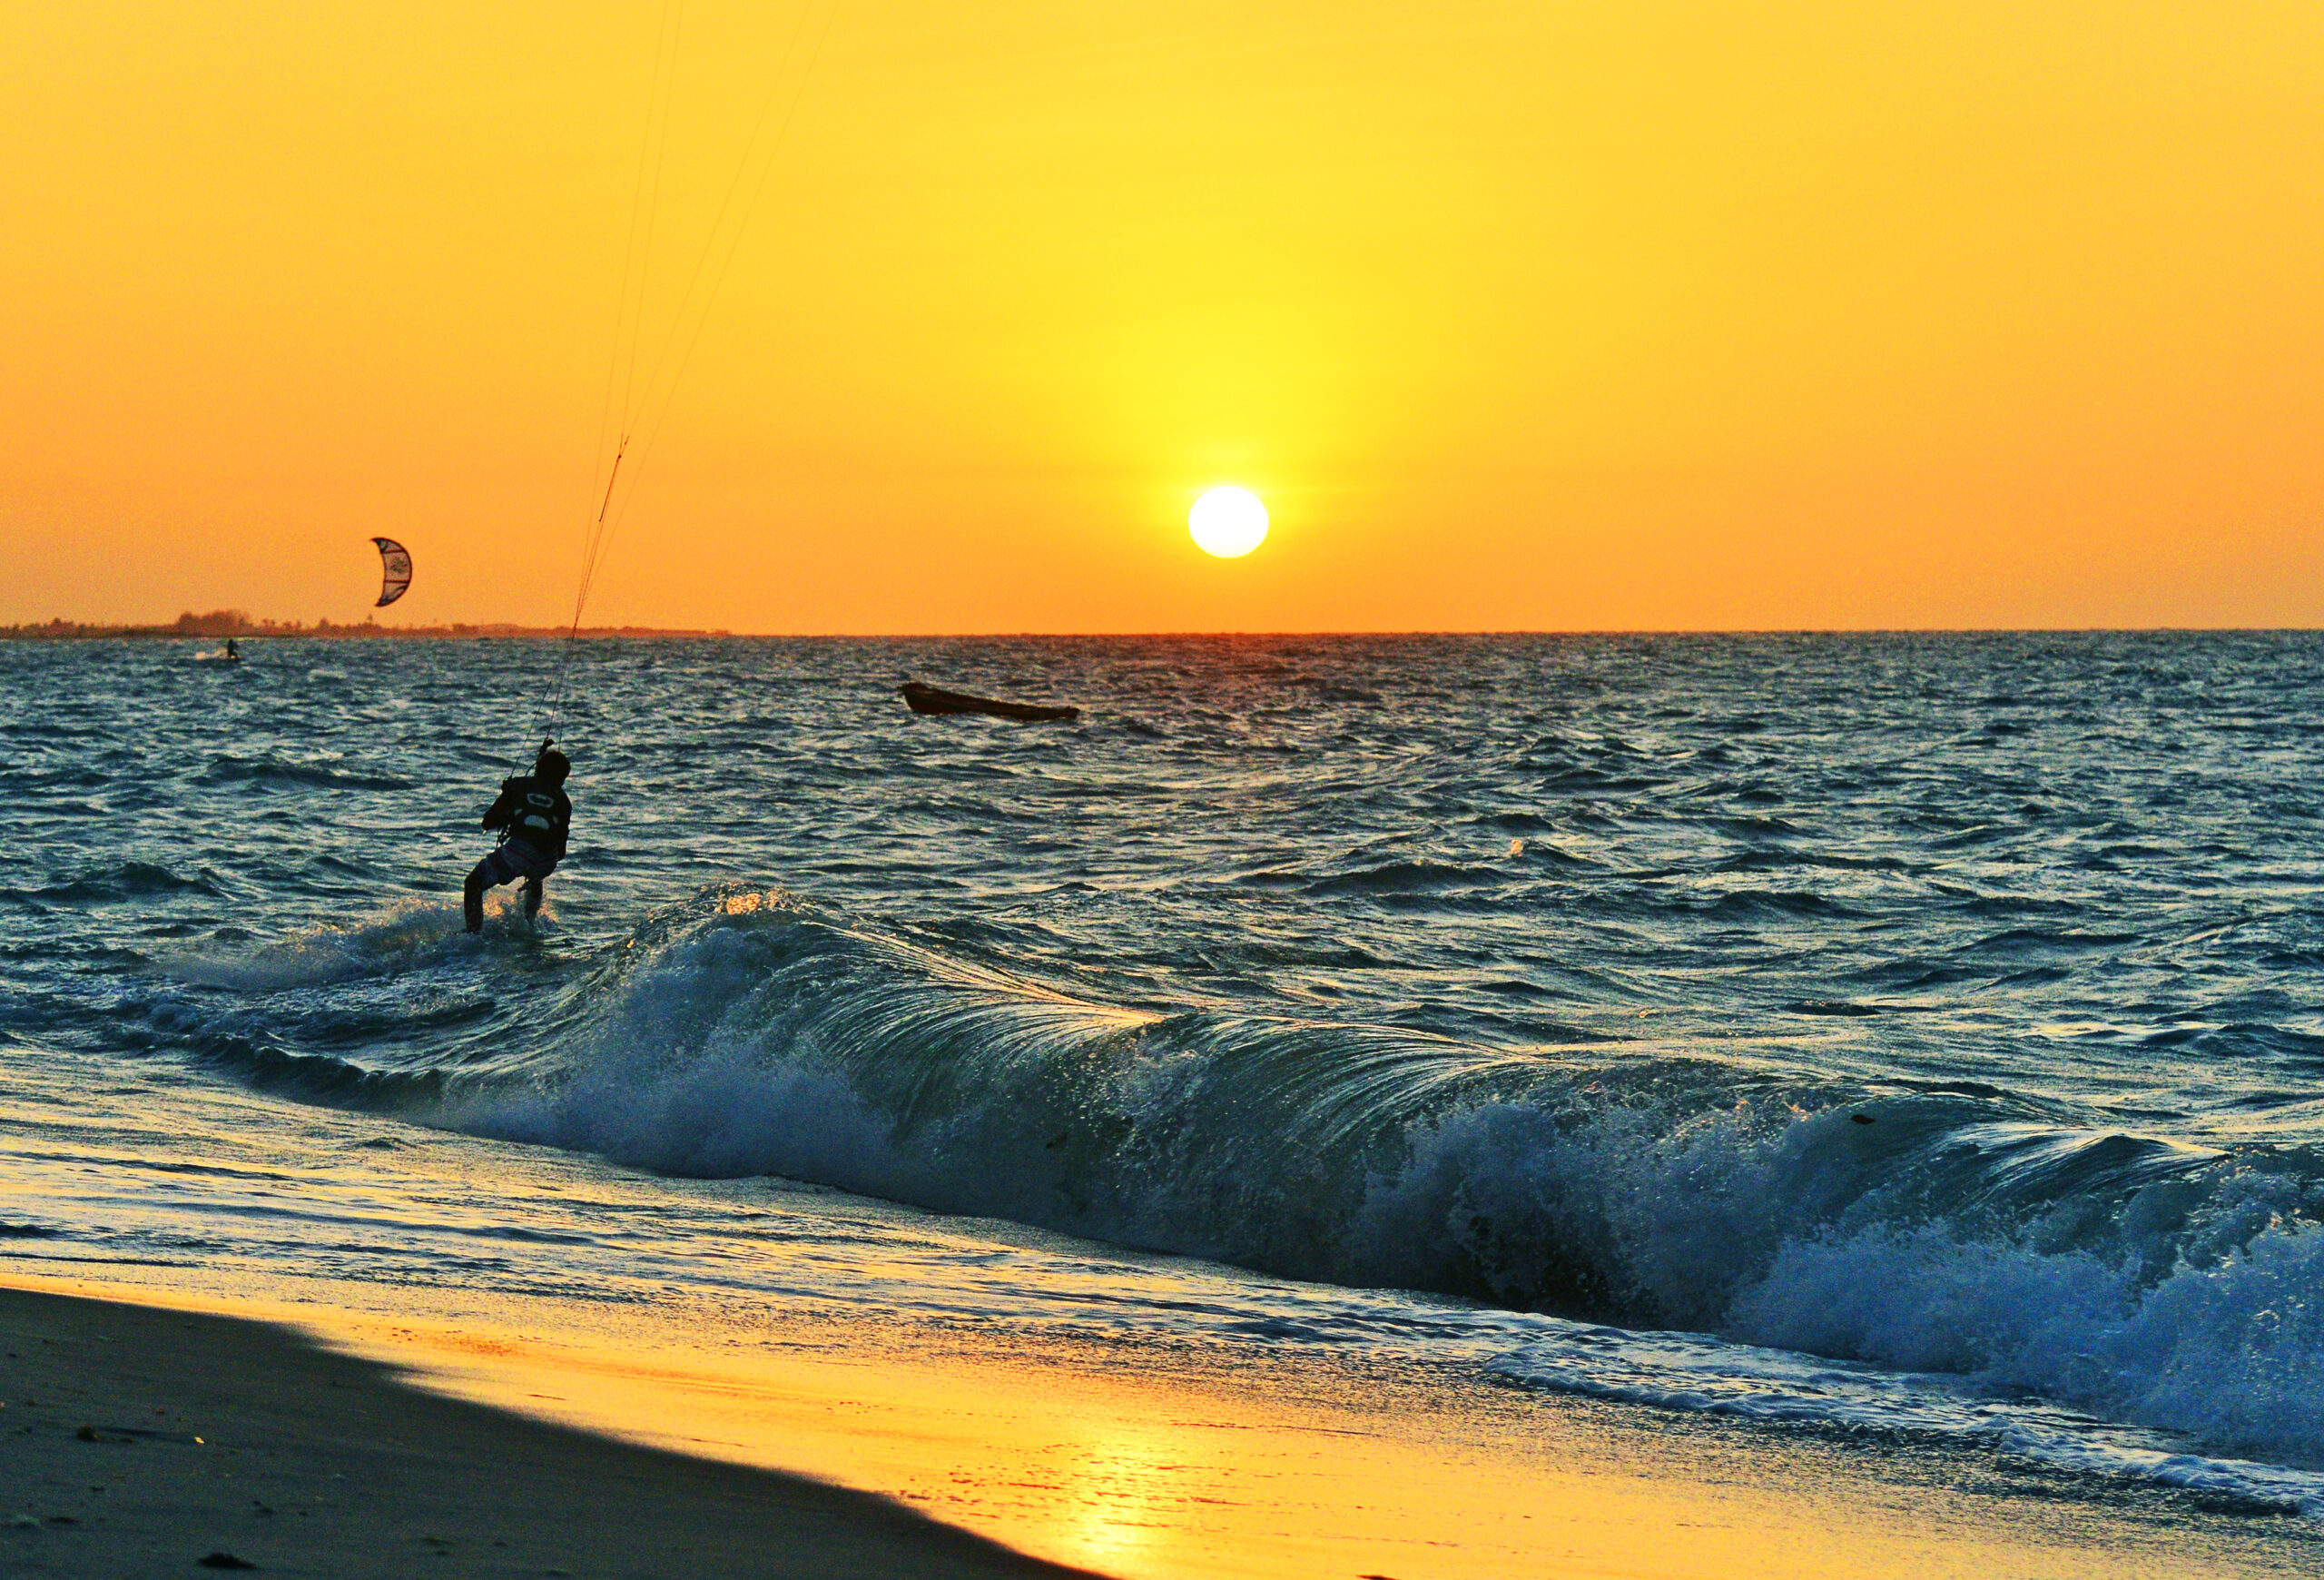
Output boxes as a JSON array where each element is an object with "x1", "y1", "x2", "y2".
[
  {"x1": 13, "y1": 619, "x2": 2324, "y2": 641},
  {"x1": 4, "y1": 611, "x2": 726, "y2": 641}
]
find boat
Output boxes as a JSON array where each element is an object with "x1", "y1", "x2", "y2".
[{"x1": 899, "y1": 682, "x2": 1079, "y2": 722}]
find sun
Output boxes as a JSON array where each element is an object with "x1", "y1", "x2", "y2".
[{"x1": 1188, "y1": 487, "x2": 1268, "y2": 558}]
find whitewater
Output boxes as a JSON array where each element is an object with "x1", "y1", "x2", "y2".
[{"x1": 8, "y1": 632, "x2": 2324, "y2": 1517}]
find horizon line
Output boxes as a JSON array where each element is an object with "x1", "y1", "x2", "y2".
[{"x1": 12, "y1": 617, "x2": 2324, "y2": 641}]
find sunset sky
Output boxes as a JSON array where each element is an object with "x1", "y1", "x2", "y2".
[{"x1": 4, "y1": 1, "x2": 2319, "y2": 632}]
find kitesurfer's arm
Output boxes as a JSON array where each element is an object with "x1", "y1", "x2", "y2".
[{"x1": 480, "y1": 779, "x2": 520, "y2": 834}]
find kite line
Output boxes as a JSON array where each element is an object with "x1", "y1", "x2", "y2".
[{"x1": 539, "y1": 0, "x2": 844, "y2": 750}]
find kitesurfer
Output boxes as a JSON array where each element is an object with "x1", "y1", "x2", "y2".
[
  {"x1": 223, "y1": 638, "x2": 240, "y2": 661},
  {"x1": 464, "y1": 745, "x2": 573, "y2": 933}
]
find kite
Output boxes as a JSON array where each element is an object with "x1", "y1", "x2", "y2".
[{"x1": 372, "y1": 538, "x2": 412, "y2": 607}]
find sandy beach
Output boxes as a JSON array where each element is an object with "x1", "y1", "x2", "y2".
[
  {"x1": 6, "y1": 1275, "x2": 2319, "y2": 1579},
  {"x1": 0, "y1": 1286, "x2": 1092, "y2": 1580}
]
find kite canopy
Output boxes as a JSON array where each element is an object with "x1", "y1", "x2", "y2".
[{"x1": 371, "y1": 538, "x2": 412, "y2": 607}]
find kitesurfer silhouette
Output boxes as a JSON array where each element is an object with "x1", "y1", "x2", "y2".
[{"x1": 465, "y1": 744, "x2": 573, "y2": 933}]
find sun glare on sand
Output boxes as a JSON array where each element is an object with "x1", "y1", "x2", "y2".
[{"x1": 1188, "y1": 488, "x2": 1268, "y2": 558}]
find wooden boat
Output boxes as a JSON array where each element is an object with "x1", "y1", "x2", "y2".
[{"x1": 899, "y1": 682, "x2": 1079, "y2": 722}]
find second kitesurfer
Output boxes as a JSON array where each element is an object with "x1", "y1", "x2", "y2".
[{"x1": 464, "y1": 744, "x2": 573, "y2": 933}]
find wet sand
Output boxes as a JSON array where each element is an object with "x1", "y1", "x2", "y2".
[{"x1": 0, "y1": 1286, "x2": 1094, "y2": 1580}]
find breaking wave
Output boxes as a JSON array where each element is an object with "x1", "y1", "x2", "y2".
[
  {"x1": 368, "y1": 890, "x2": 2324, "y2": 1473},
  {"x1": 162, "y1": 896, "x2": 544, "y2": 990}
]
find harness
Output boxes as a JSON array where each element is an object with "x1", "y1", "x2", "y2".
[{"x1": 500, "y1": 777, "x2": 569, "y2": 859}]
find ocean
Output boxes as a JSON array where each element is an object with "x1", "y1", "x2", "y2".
[{"x1": 8, "y1": 631, "x2": 2324, "y2": 1525}]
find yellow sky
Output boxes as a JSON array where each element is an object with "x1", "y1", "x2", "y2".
[{"x1": 3, "y1": 1, "x2": 2319, "y2": 631}]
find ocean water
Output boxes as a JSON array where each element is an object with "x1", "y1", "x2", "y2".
[{"x1": 8, "y1": 632, "x2": 2324, "y2": 1516}]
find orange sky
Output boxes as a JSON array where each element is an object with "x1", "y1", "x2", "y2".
[{"x1": 4, "y1": 1, "x2": 2319, "y2": 632}]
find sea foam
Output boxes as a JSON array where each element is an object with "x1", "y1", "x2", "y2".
[{"x1": 426, "y1": 894, "x2": 2324, "y2": 1477}]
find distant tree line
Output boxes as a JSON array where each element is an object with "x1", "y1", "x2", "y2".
[{"x1": 0, "y1": 611, "x2": 724, "y2": 639}]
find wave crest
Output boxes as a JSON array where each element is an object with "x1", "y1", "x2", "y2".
[{"x1": 235, "y1": 889, "x2": 2324, "y2": 1468}]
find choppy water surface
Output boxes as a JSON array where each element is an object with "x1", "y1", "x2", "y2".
[{"x1": 8, "y1": 633, "x2": 2324, "y2": 1515}]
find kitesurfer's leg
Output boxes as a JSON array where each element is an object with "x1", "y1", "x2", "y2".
[
  {"x1": 464, "y1": 860, "x2": 497, "y2": 933},
  {"x1": 521, "y1": 876, "x2": 545, "y2": 919}
]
